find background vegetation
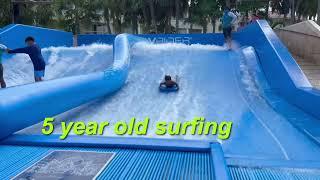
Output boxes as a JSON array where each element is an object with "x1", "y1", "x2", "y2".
[{"x1": 0, "y1": 0, "x2": 319, "y2": 34}]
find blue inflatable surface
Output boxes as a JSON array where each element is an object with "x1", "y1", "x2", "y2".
[
  {"x1": 0, "y1": 34, "x2": 144, "y2": 140},
  {"x1": 78, "y1": 32, "x2": 224, "y2": 46},
  {"x1": 0, "y1": 24, "x2": 73, "y2": 49},
  {"x1": 0, "y1": 20, "x2": 320, "y2": 164},
  {"x1": 234, "y1": 21, "x2": 320, "y2": 119}
]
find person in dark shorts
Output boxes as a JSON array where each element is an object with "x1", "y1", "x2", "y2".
[
  {"x1": 7, "y1": 36, "x2": 46, "y2": 82},
  {"x1": 222, "y1": 7, "x2": 237, "y2": 50},
  {"x1": 0, "y1": 49, "x2": 6, "y2": 88}
]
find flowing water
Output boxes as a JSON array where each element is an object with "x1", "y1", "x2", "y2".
[{"x1": 8, "y1": 42, "x2": 320, "y2": 161}]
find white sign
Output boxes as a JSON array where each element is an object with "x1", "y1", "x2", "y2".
[{"x1": 147, "y1": 37, "x2": 192, "y2": 44}]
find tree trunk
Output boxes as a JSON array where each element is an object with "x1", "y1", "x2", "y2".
[
  {"x1": 211, "y1": 17, "x2": 216, "y2": 33},
  {"x1": 113, "y1": 16, "x2": 122, "y2": 34},
  {"x1": 295, "y1": 0, "x2": 302, "y2": 23},
  {"x1": 131, "y1": 17, "x2": 135, "y2": 34},
  {"x1": 165, "y1": 5, "x2": 173, "y2": 33},
  {"x1": 106, "y1": 20, "x2": 111, "y2": 34},
  {"x1": 13, "y1": 3, "x2": 22, "y2": 24},
  {"x1": 295, "y1": 0, "x2": 302, "y2": 12},
  {"x1": 202, "y1": 23, "x2": 207, "y2": 33},
  {"x1": 188, "y1": 2, "x2": 193, "y2": 34},
  {"x1": 142, "y1": 5, "x2": 151, "y2": 31},
  {"x1": 245, "y1": 10, "x2": 249, "y2": 24},
  {"x1": 73, "y1": 4, "x2": 80, "y2": 35},
  {"x1": 290, "y1": 0, "x2": 295, "y2": 24},
  {"x1": 105, "y1": 9, "x2": 112, "y2": 34},
  {"x1": 318, "y1": 0, "x2": 320, "y2": 25},
  {"x1": 117, "y1": 18, "x2": 122, "y2": 33},
  {"x1": 148, "y1": 0, "x2": 157, "y2": 32},
  {"x1": 132, "y1": 13, "x2": 138, "y2": 34},
  {"x1": 175, "y1": 0, "x2": 180, "y2": 33},
  {"x1": 75, "y1": 12, "x2": 80, "y2": 35},
  {"x1": 226, "y1": 0, "x2": 231, "y2": 7},
  {"x1": 265, "y1": 1, "x2": 270, "y2": 20}
]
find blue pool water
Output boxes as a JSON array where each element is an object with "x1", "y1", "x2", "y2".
[{"x1": 8, "y1": 42, "x2": 320, "y2": 162}]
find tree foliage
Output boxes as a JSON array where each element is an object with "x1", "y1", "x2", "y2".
[
  {"x1": 55, "y1": 0, "x2": 100, "y2": 34},
  {"x1": 0, "y1": 0, "x2": 12, "y2": 27},
  {"x1": 1, "y1": 0, "x2": 319, "y2": 33}
]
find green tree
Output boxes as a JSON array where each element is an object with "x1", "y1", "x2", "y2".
[
  {"x1": 186, "y1": 0, "x2": 223, "y2": 33},
  {"x1": 147, "y1": 0, "x2": 157, "y2": 32},
  {"x1": 175, "y1": 0, "x2": 181, "y2": 32},
  {"x1": 0, "y1": 0, "x2": 12, "y2": 27},
  {"x1": 195, "y1": 0, "x2": 211, "y2": 33},
  {"x1": 296, "y1": 0, "x2": 317, "y2": 20},
  {"x1": 32, "y1": 4, "x2": 55, "y2": 28},
  {"x1": 270, "y1": 0, "x2": 319, "y2": 24},
  {"x1": 106, "y1": 0, "x2": 124, "y2": 33},
  {"x1": 238, "y1": 0, "x2": 268, "y2": 17},
  {"x1": 271, "y1": 0, "x2": 290, "y2": 17},
  {"x1": 290, "y1": 0, "x2": 306, "y2": 23},
  {"x1": 174, "y1": 0, "x2": 189, "y2": 33},
  {"x1": 13, "y1": 3, "x2": 34, "y2": 25},
  {"x1": 0, "y1": 1, "x2": 56, "y2": 28},
  {"x1": 208, "y1": 0, "x2": 224, "y2": 33},
  {"x1": 186, "y1": 0, "x2": 208, "y2": 33},
  {"x1": 158, "y1": 0, "x2": 175, "y2": 33},
  {"x1": 55, "y1": 0, "x2": 100, "y2": 34},
  {"x1": 122, "y1": 0, "x2": 144, "y2": 34},
  {"x1": 100, "y1": 0, "x2": 112, "y2": 34}
]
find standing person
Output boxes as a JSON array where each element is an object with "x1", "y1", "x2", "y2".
[
  {"x1": 0, "y1": 47, "x2": 6, "y2": 88},
  {"x1": 221, "y1": 7, "x2": 237, "y2": 50},
  {"x1": 7, "y1": 36, "x2": 46, "y2": 82}
]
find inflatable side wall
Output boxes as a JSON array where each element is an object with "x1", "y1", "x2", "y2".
[
  {"x1": 0, "y1": 34, "x2": 145, "y2": 140},
  {"x1": 0, "y1": 24, "x2": 73, "y2": 49},
  {"x1": 235, "y1": 20, "x2": 320, "y2": 119},
  {"x1": 78, "y1": 34, "x2": 116, "y2": 45}
]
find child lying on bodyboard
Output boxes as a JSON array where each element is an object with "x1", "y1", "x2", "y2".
[{"x1": 159, "y1": 75, "x2": 179, "y2": 92}]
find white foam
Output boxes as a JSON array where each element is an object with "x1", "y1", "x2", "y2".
[
  {"x1": 239, "y1": 56, "x2": 261, "y2": 97},
  {"x1": 2, "y1": 44, "x2": 113, "y2": 87},
  {"x1": 132, "y1": 42, "x2": 227, "y2": 53}
]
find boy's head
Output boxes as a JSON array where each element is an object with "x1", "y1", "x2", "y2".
[
  {"x1": 165, "y1": 75, "x2": 171, "y2": 81},
  {"x1": 224, "y1": 6, "x2": 230, "y2": 12},
  {"x1": 25, "y1": 36, "x2": 35, "y2": 46}
]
